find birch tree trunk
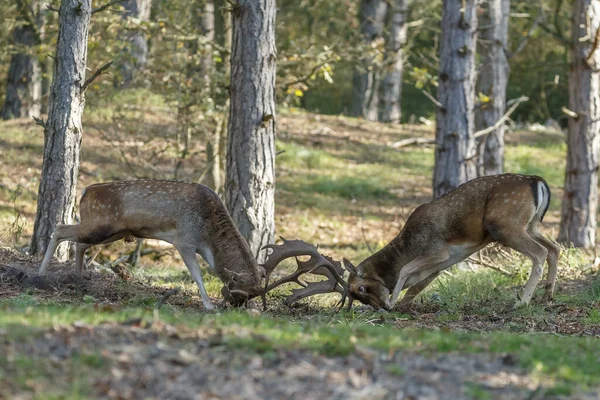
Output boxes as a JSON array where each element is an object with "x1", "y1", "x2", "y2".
[
  {"x1": 433, "y1": 0, "x2": 479, "y2": 198},
  {"x1": 476, "y1": 0, "x2": 510, "y2": 176},
  {"x1": 30, "y1": 0, "x2": 91, "y2": 259},
  {"x1": 225, "y1": 0, "x2": 276, "y2": 263},
  {"x1": 1, "y1": 0, "x2": 42, "y2": 120},
  {"x1": 380, "y1": 0, "x2": 407, "y2": 124},
  {"x1": 351, "y1": 0, "x2": 388, "y2": 121},
  {"x1": 117, "y1": 0, "x2": 151, "y2": 85},
  {"x1": 558, "y1": 0, "x2": 600, "y2": 248}
]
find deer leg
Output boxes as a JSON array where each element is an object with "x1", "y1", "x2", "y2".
[
  {"x1": 176, "y1": 245, "x2": 215, "y2": 311},
  {"x1": 390, "y1": 251, "x2": 450, "y2": 308},
  {"x1": 502, "y1": 233, "x2": 548, "y2": 308},
  {"x1": 530, "y1": 232, "x2": 560, "y2": 301},
  {"x1": 38, "y1": 224, "x2": 81, "y2": 274},
  {"x1": 75, "y1": 243, "x2": 91, "y2": 275},
  {"x1": 398, "y1": 271, "x2": 442, "y2": 306}
]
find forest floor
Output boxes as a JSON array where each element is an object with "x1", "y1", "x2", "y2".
[{"x1": 1, "y1": 94, "x2": 600, "y2": 399}]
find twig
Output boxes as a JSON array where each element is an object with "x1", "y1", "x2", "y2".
[
  {"x1": 91, "y1": 0, "x2": 125, "y2": 15},
  {"x1": 155, "y1": 288, "x2": 181, "y2": 309},
  {"x1": 467, "y1": 256, "x2": 513, "y2": 276},
  {"x1": 81, "y1": 61, "x2": 113, "y2": 93},
  {"x1": 421, "y1": 90, "x2": 444, "y2": 109},
  {"x1": 32, "y1": 116, "x2": 48, "y2": 129},
  {"x1": 509, "y1": 8, "x2": 543, "y2": 60},
  {"x1": 473, "y1": 96, "x2": 529, "y2": 139},
  {"x1": 46, "y1": 4, "x2": 60, "y2": 12}
]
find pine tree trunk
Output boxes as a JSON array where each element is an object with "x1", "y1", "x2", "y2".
[
  {"x1": 30, "y1": 0, "x2": 92, "y2": 259},
  {"x1": 433, "y1": 0, "x2": 479, "y2": 198},
  {"x1": 351, "y1": 0, "x2": 388, "y2": 121},
  {"x1": 1, "y1": 0, "x2": 42, "y2": 120},
  {"x1": 380, "y1": 0, "x2": 407, "y2": 124},
  {"x1": 117, "y1": 0, "x2": 151, "y2": 85},
  {"x1": 558, "y1": 0, "x2": 600, "y2": 248},
  {"x1": 476, "y1": 0, "x2": 510, "y2": 176},
  {"x1": 225, "y1": 0, "x2": 276, "y2": 264}
]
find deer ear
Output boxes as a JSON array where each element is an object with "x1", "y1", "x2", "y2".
[{"x1": 343, "y1": 258, "x2": 358, "y2": 275}]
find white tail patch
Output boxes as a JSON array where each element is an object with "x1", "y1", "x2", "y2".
[{"x1": 535, "y1": 181, "x2": 549, "y2": 219}]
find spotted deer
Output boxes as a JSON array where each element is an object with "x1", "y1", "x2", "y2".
[
  {"x1": 38, "y1": 180, "x2": 263, "y2": 310},
  {"x1": 262, "y1": 174, "x2": 560, "y2": 311}
]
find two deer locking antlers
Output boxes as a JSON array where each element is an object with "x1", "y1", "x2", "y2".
[{"x1": 39, "y1": 173, "x2": 560, "y2": 311}]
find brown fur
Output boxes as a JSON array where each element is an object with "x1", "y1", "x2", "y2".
[
  {"x1": 346, "y1": 174, "x2": 560, "y2": 310},
  {"x1": 39, "y1": 180, "x2": 262, "y2": 309}
]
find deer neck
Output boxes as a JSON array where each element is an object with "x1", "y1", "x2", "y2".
[
  {"x1": 359, "y1": 235, "x2": 422, "y2": 290},
  {"x1": 208, "y1": 212, "x2": 261, "y2": 292}
]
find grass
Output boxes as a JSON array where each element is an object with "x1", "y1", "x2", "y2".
[{"x1": 1, "y1": 95, "x2": 599, "y2": 396}]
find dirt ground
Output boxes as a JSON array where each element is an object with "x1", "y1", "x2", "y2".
[{"x1": 2, "y1": 248, "x2": 600, "y2": 399}]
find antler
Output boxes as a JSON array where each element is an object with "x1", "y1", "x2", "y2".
[{"x1": 261, "y1": 237, "x2": 348, "y2": 309}]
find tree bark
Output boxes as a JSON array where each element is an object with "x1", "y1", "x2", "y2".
[
  {"x1": 476, "y1": 0, "x2": 510, "y2": 176},
  {"x1": 30, "y1": 0, "x2": 92, "y2": 259},
  {"x1": 433, "y1": 0, "x2": 479, "y2": 198},
  {"x1": 558, "y1": 0, "x2": 600, "y2": 248},
  {"x1": 380, "y1": 0, "x2": 407, "y2": 124},
  {"x1": 351, "y1": 0, "x2": 388, "y2": 121},
  {"x1": 225, "y1": 0, "x2": 276, "y2": 264},
  {"x1": 117, "y1": 0, "x2": 151, "y2": 85},
  {"x1": 1, "y1": 0, "x2": 42, "y2": 120}
]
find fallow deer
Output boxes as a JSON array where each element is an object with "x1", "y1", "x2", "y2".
[
  {"x1": 261, "y1": 174, "x2": 560, "y2": 311},
  {"x1": 38, "y1": 180, "x2": 264, "y2": 310}
]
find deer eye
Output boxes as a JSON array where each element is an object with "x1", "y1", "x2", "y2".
[{"x1": 358, "y1": 285, "x2": 366, "y2": 293}]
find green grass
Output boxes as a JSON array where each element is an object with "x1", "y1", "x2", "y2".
[{"x1": 1, "y1": 302, "x2": 600, "y2": 389}]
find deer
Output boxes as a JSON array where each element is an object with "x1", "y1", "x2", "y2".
[
  {"x1": 261, "y1": 174, "x2": 560, "y2": 311},
  {"x1": 37, "y1": 180, "x2": 265, "y2": 310}
]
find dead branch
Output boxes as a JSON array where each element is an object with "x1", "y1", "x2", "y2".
[
  {"x1": 81, "y1": 61, "x2": 113, "y2": 93},
  {"x1": 92, "y1": 0, "x2": 125, "y2": 15},
  {"x1": 32, "y1": 116, "x2": 48, "y2": 130},
  {"x1": 389, "y1": 137, "x2": 434, "y2": 148},
  {"x1": 467, "y1": 256, "x2": 513, "y2": 276},
  {"x1": 473, "y1": 96, "x2": 529, "y2": 139},
  {"x1": 421, "y1": 90, "x2": 444, "y2": 109},
  {"x1": 561, "y1": 106, "x2": 579, "y2": 119},
  {"x1": 155, "y1": 288, "x2": 181, "y2": 308},
  {"x1": 46, "y1": 4, "x2": 60, "y2": 13}
]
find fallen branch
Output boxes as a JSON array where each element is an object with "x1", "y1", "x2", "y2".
[
  {"x1": 389, "y1": 137, "x2": 434, "y2": 148},
  {"x1": 473, "y1": 96, "x2": 529, "y2": 139},
  {"x1": 81, "y1": 61, "x2": 113, "y2": 93},
  {"x1": 155, "y1": 288, "x2": 181, "y2": 309},
  {"x1": 467, "y1": 256, "x2": 513, "y2": 276}
]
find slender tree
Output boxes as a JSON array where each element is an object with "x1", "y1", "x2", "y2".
[
  {"x1": 225, "y1": 0, "x2": 276, "y2": 263},
  {"x1": 380, "y1": 0, "x2": 407, "y2": 123},
  {"x1": 117, "y1": 0, "x2": 152, "y2": 85},
  {"x1": 1, "y1": 0, "x2": 42, "y2": 120},
  {"x1": 476, "y1": 0, "x2": 510, "y2": 176},
  {"x1": 351, "y1": 0, "x2": 388, "y2": 121},
  {"x1": 558, "y1": 0, "x2": 600, "y2": 248},
  {"x1": 30, "y1": 0, "x2": 92, "y2": 259},
  {"x1": 433, "y1": 0, "x2": 479, "y2": 198}
]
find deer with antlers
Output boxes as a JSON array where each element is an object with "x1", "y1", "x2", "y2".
[
  {"x1": 261, "y1": 174, "x2": 560, "y2": 310},
  {"x1": 38, "y1": 180, "x2": 263, "y2": 310}
]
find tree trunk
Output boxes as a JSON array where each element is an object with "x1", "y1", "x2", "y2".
[
  {"x1": 225, "y1": 0, "x2": 276, "y2": 264},
  {"x1": 1, "y1": 0, "x2": 42, "y2": 120},
  {"x1": 433, "y1": 0, "x2": 479, "y2": 198},
  {"x1": 117, "y1": 0, "x2": 151, "y2": 85},
  {"x1": 380, "y1": 0, "x2": 407, "y2": 124},
  {"x1": 30, "y1": 0, "x2": 92, "y2": 260},
  {"x1": 351, "y1": 0, "x2": 388, "y2": 121},
  {"x1": 476, "y1": 0, "x2": 510, "y2": 176},
  {"x1": 558, "y1": 0, "x2": 600, "y2": 248}
]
